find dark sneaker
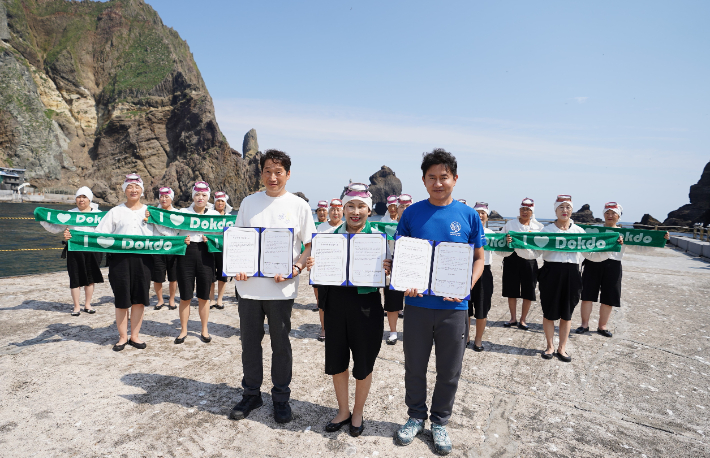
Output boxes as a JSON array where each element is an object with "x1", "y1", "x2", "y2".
[
  {"x1": 228, "y1": 395, "x2": 263, "y2": 420},
  {"x1": 432, "y1": 423, "x2": 452, "y2": 455},
  {"x1": 273, "y1": 401, "x2": 293, "y2": 423},
  {"x1": 394, "y1": 418, "x2": 424, "y2": 446}
]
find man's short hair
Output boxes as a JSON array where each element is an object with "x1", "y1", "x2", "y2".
[
  {"x1": 261, "y1": 149, "x2": 292, "y2": 173},
  {"x1": 421, "y1": 148, "x2": 457, "y2": 177}
]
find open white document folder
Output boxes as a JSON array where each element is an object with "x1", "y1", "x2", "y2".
[
  {"x1": 390, "y1": 236, "x2": 474, "y2": 300},
  {"x1": 309, "y1": 232, "x2": 387, "y2": 287},
  {"x1": 222, "y1": 227, "x2": 294, "y2": 278}
]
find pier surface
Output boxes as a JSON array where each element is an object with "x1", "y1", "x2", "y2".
[{"x1": 0, "y1": 247, "x2": 708, "y2": 457}]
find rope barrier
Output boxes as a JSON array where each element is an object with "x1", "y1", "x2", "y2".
[{"x1": 0, "y1": 247, "x2": 63, "y2": 252}]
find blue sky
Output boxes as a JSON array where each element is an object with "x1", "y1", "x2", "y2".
[{"x1": 143, "y1": 0, "x2": 709, "y2": 221}]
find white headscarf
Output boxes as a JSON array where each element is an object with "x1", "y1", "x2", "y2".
[
  {"x1": 214, "y1": 191, "x2": 233, "y2": 214},
  {"x1": 122, "y1": 173, "x2": 144, "y2": 196}
]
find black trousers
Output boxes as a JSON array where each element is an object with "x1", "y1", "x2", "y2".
[
  {"x1": 403, "y1": 305, "x2": 468, "y2": 425},
  {"x1": 238, "y1": 298, "x2": 294, "y2": 402},
  {"x1": 176, "y1": 242, "x2": 214, "y2": 301},
  {"x1": 502, "y1": 252, "x2": 538, "y2": 301}
]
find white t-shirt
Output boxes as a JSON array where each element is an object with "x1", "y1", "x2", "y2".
[
  {"x1": 317, "y1": 220, "x2": 343, "y2": 233},
  {"x1": 502, "y1": 217, "x2": 545, "y2": 259},
  {"x1": 177, "y1": 205, "x2": 222, "y2": 242},
  {"x1": 582, "y1": 227, "x2": 625, "y2": 262},
  {"x1": 483, "y1": 227, "x2": 494, "y2": 265},
  {"x1": 538, "y1": 222, "x2": 585, "y2": 264},
  {"x1": 95, "y1": 203, "x2": 154, "y2": 236},
  {"x1": 40, "y1": 207, "x2": 100, "y2": 234},
  {"x1": 235, "y1": 191, "x2": 317, "y2": 300},
  {"x1": 380, "y1": 213, "x2": 398, "y2": 223}
]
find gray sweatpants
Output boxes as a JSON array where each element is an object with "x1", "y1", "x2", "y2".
[
  {"x1": 402, "y1": 304, "x2": 468, "y2": 425},
  {"x1": 238, "y1": 298, "x2": 294, "y2": 402}
]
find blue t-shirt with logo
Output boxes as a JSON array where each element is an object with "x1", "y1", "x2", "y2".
[{"x1": 395, "y1": 199, "x2": 486, "y2": 311}]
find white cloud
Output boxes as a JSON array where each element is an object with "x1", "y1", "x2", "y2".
[{"x1": 574, "y1": 96, "x2": 589, "y2": 104}]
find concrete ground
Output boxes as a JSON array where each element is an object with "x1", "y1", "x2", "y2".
[{"x1": 0, "y1": 246, "x2": 708, "y2": 457}]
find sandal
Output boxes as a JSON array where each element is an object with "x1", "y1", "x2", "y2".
[
  {"x1": 597, "y1": 328, "x2": 613, "y2": 338},
  {"x1": 541, "y1": 350, "x2": 554, "y2": 360},
  {"x1": 517, "y1": 322, "x2": 529, "y2": 331},
  {"x1": 555, "y1": 349, "x2": 572, "y2": 362},
  {"x1": 83, "y1": 308, "x2": 96, "y2": 314},
  {"x1": 214, "y1": 303, "x2": 225, "y2": 310},
  {"x1": 71, "y1": 310, "x2": 81, "y2": 317},
  {"x1": 574, "y1": 326, "x2": 589, "y2": 334},
  {"x1": 317, "y1": 334, "x2": 326, "y2": 342},
  {"x1": 167, "y1": 305, "x2": 177, "y2": 310},
  {"x1": 154, "y1": 304, "x2": 164, "y2": 311},
  {"x1": 503, "y1": 321, "x2": 517, "y2": 328}
]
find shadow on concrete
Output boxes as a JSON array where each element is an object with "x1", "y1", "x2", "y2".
[
  {"x1": 7, "y1": 319, "x2": 240, "y2": 348},
  {"x1": 119, "y1": 373, "x2": 403, "y2": 440},
  {"x1": 0, "y1": 295, "x2": 115, "y2": 312}
]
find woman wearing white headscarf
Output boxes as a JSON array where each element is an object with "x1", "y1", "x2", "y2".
[
  {"x1": 158, "y1": 181, "x2": 221, "y2": 344},
  {"x1": 40, "y1": 186, "x2": 104, "y2": 316},
  {"x1": 210, "y1": 191, "x2": 233, "y2": 309},
  {"x1": 151, "y1": 187, "x2": 178, "y2": 311},
  {"x1": 536, "y1": 195, "x2": 585, "y2": 362},
  {"x1": 576, "y1": 202, "x2": 669, "y2": 337},
  {"x1": 502, "y1": 198, "x2": 544, "y2": 330},
  {"x1": 306, "y1": 183, "x2": 392, "y2": 437},
  {"x1": 95, "y1": 174, "x2": 154, "y2": 351},
  {"x1": 468, "y1": 202, "x2": 495, "y2": 351},
  {"x1": 380, "y1": 195, "x2": 399, "y2": 223}
]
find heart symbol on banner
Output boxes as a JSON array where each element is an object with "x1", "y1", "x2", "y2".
[
  {"x1": 533, "y1": 236, "x2": 549, "y2": 248},
  {"x1": 97, "y1": 237, "x2": 115, "y2": 248},
  {"x1": 57, "y1": 214, "x2": 71, "y2": 224},
  {"x1": 585, "y1": 228, "x2": 600, "y2": 233},
  {"x1": 170, "y1": 214, "x2": 184, "y2": 226}
]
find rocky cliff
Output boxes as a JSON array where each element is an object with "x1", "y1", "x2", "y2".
[
  {"x1": 571, "y1": 204, "x2": 602, "y2": 224},
  {"x1": 341, "y1": 166, "x2": 402, "y2": 215},
  {"x1": 0, "y1": 0, "x2": 261, "y2": 206},
  {"x1": 664, "y1": 160, "x2": 710, "y2": 227}
]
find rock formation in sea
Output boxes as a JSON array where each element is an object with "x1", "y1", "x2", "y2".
[
  {"x1": 489, "y1": 210, "x2": 504, "y2": 220},
  {"x1": 571, "y1": 204, "x2": 602, "y2": 224},
  {"x1": 242, "y1": 128, "x2": 259, "y2": 161},
  {"x1": 0, "y1": 0, "x2": 261, "y2": 207},
  {"x1": 663, "y1": 160, "x2": 710, "y2": 227},
  {"x1": 341, "y1": 166, "x2": 402, "y2": 215},
  {"x1": 634, "y1": 214, "x2": 662, "y2": 229}
]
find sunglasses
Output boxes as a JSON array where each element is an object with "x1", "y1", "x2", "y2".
[
  {"x1": 604, "y1": 202, "x2": 619, "y2": 208},
  {"x1": 556, "y1": 195, "x2": 572, "y2": 202},
  {"x1": 345, "y1": 183, "x2": 370, "y2": 198}
]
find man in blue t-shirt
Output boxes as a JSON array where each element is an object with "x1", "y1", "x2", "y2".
[{"x1": 393, "y1": 148, "x2": 486, "y2": 456}]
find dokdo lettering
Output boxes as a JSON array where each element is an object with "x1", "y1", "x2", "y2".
[
  {"x1": 508, "y1": 231, "x2": 622, "y2": 253},
  {"x1": 68, "y1": 232, "x2": 187, "y2": 255},
  {"x1": 578, "y1": 224, "x2": 667, "y2": 248},
  {"x1": 147, "y1": 206, "x2": 237, "y2": 231},
  {"x1": 483, "y1": 232, "x2": 514, "y2": 252},
  {"x1": 34, "y1": 207, "x2": 106, "y2": 227}
]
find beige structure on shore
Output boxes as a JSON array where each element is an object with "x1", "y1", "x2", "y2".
[{"x1": 0, "y1": 246, "x2": 708, "y2": 457}]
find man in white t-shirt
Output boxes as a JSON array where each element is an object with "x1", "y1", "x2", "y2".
[{"x1": 229, "y1": 150, "x2": 316, "y2": 425}]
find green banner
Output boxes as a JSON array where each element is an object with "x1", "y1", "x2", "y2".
[
  {"x1": 578, "y1": 224, "x2": 667, "y2": 248},
  {"x1": 509, "y1": 231, "x2": 621, "y2": 253},
  {"x1": 370, "y1": 221, "x2": 398, "y2": 240},
  {"x1": 68, "y1": 231, "x2": 187, "y2": 255},
  {"x1": 147, "y1": 205, "x2": 237, "y2": 232},
  {"x1": 315, "y1": 221, "x2": 398, "y2": 240},
  {"x1": 204, "y1": 233, "x2": 224, "y2": 253},
  {"x1": 34, "y1": 207, "x2": 107, "y2": 227},
  {"x1": 484, "y1": 232, "x2": 514, "y2": 252}
]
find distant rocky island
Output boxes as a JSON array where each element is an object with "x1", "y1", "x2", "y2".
[
  {"x1": 0, "y1": 0, "x2": 261, "y2": 207},
  {"x1": 341, "y1": 166, "x2": 402, "y2": 215},
  {"x1": 659, "y1": 160, "x2": 710, "y2": 228}
]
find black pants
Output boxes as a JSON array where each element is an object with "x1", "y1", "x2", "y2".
[
  {"x1": 502, "y1": 252, "x2": 538, "y2": 301},
  {"x1": 469, "y1": 265, "x2": 493, "y2": 319},
  {"x1": 581, "y1": 259, "x2": 622, "y2": 307},
  {"x1": 538, "y1": 262, "x2": 582, "y2": 321},
  {"x1": 238, "y1": 298, "x2": 294, "y2": 402},
  {"x1": 177, "y1": 242, "x2": 214, "y2": 301},
  {"x1": 323, "y1": 286, "x2": 383, "y2": 380},
  {"x1": 403, "y1": 305, "x2": 468, "y2": 425},
  {"x1": 67, "y1": 250, "x2": 104, "y2": 289},
  {"x1": 108, "y1": 253, "x2": 153, "y2": 309}
]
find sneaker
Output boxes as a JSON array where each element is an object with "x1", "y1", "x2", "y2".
[
  {"x1": 228, "y1": 394, "x2": 263, "y2": 420},
  {"x1": 394, "y1": 418, "x2": 424, "y2": 446},
  {"x1": 431, "y1": 423, "x2": 452, "y2": 455},
  {"x1": 273, "y1": 401, "x2": 293, "y2": 423},
  {"x1": 386, "y1": 334, "x2": 397, "y2": 345}
]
